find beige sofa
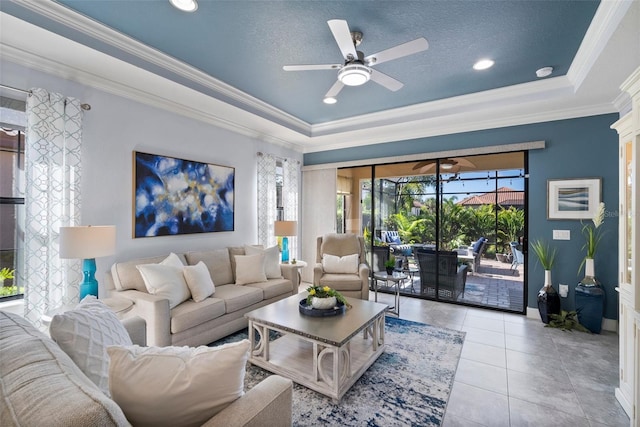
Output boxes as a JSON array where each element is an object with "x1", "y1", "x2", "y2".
[
  {"x1": 0, "y1": 310, "x2": 293, "y2": 427},
  {"x1": 105, "y1": 246, "x2": 299, "y2": 347}
]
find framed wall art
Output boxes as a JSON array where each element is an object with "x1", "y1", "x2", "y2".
[
  {"x1": 133, "y1": 151, "x2": 234, "y2": 237},
  {"x1": 547, "y1": 178, "x2": 601, "y2": 220}
]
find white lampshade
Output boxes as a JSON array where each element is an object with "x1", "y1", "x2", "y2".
[
  {"x1": 59, "y1": 226, "x2": 116, "y2": 259},
  {"x1": 274, "y1": 221, "x2": 297, "y2": 237}
]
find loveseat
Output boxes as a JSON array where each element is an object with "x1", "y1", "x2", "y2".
[
  {"x1": 0, "y1": 310, "x2": 293, "y2": 427},
  {"x1": 105, "y1": 246, "x2": 299, "y2": 347}
]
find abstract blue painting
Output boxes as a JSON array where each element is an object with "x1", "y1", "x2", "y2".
[
  {"x1": 547, "y1": 178, "x2": 600, "y2": 220},
  {"x1": 134, "y1": 151, "x2": 234, "y2": 237}
]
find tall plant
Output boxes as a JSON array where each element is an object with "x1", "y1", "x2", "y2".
[{"x1": 530, "y1": 239, "x2": 557, "y2": 270}]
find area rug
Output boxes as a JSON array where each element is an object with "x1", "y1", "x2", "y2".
[{"x1": 211, "y1": 316, "x2": 465, "y2": 426}]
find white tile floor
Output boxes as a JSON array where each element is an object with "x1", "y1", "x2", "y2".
[{"x1": 375, "y1": 292, "x2": 629, "y2": 427}]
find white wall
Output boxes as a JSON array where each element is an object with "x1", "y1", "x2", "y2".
[{"x1": 1, "y1": 60, "x2": 302, "y2": 294}]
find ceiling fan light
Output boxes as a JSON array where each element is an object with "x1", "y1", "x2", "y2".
[
  {"x1": 440, "y1": 162, "x2": 454, "y2": 170},
  {"x1": 169, "y1": 0, "x2": 198, "y2": 12},
  {"x1": 323, "y1": 96, "x2": 337, "y2": 104},
  {"x1": 338, "y1": 64, "x2": 371, "y2": 86}
]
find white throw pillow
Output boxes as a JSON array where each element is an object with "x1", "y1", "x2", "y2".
[
  {"x1": 244, "y1": 245, "x2": 282, "y2": 279},
  {"x1": 234, "y1": 254, "x2": 267, "y2": 285},
  {"x1": 322, "y1": 253, "x2": 359, "y2": 274},
  {"x1": 183, "y1": 261, "x2": 215, "y2": 302},
  {"x1": 107, "y1": 340, "x2": 250, "y2": 427},
  {"x1": 137, "y1": 254, "x2": 191, "y2": 309},
  {"x1": 50, "y1": 297, "x2": 133, "y2": 397}
]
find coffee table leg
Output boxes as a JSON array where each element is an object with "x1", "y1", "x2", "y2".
[{"x1": 249, "y1": 321, "x2": 270, "y2": 361}]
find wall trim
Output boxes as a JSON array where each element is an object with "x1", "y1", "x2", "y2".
[{"x1": 302, "y1": 141, "x2": 545, "y2": 171}]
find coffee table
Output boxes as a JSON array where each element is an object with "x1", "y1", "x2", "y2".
[{"x1": 244, "y1": 293, "x2": 387, "y2": 402}]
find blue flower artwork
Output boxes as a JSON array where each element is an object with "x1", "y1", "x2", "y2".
[{"x1": 134, "y1": 152, "x2": 234, "y2": 237}]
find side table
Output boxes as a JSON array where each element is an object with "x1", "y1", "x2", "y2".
[
  {"x1": 281, "y1": 260, "x2": 307, "y2": 290},
  {"x1": 372, "y1": 272, "x2": 407, "y2": 316}
]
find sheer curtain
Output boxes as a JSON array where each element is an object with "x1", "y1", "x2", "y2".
[
  {"x1": 257, "y1": 153, "x2": 300, "y2": 257},
  {"x1": 23, "y1": 88, "x2": 83, "y2": 328}
]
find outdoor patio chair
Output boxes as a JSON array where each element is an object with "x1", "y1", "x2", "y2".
[
  {"x1": 470, "y1": 237, "x2": 488, "y2": 273},
  {"x1": 415, "y1": 249, "x2": 468, "y2": 301},
  {"x1": 510, "y1": 242, "x2": 524, "y2": 272},
  {"x1": 382, "y1": 230, "x2": 413, "y2": 256}
]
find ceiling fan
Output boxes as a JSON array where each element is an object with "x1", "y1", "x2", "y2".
[
  {"x1": 283, "y1": 19, "x2": 428, "y2": 103},
  {"x1": 412, "y1": 158, "x2": 476, "y2": 174}
]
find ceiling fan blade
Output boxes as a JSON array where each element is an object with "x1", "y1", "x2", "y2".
[
  {"x1": 365, "y1": 37, "x2": 429, "y2": 66},
  {"x1": 324, "y1": 80, "x2": 345, "y2": 98},
  {"x1": 283, "y1": 64, "x2": 341, "y2": 71},
  {"x1": 327, "y1": 19, "x2": 358, "y2": 61},
  {"x1": 412, "y1": 160, "x2": 435, "y2": 170},
  {"x1": 370, "y1": 70, "x2": 404, "y2": 92}
]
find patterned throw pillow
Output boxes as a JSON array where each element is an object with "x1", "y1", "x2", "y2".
[{"x1": 49, "y1": 297, "x2": 132, "y2": 397}]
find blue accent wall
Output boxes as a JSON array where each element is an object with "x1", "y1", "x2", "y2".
[{"x1": 305, "y1": 114, "x2": 620, "y2": 320}]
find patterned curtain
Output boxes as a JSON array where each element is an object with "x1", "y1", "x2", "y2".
[
  {"x1": 283, "y1": 158, "x2": 300, "y2": 259},
  {"x1": 23, "y1": 88, "x2": 83, "y2": 328},
  {"x1": 257, "y1": 153, "x2": 277, "y2": 248}
]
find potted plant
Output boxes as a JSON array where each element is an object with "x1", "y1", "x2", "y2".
[
  {"x1": 0, "y1": 267, "x2": 15, "y2": 286},
  {"x1": 576, "y1": 202, "x2": 606, "y2": 333},
  {"x1": 384, "y1": 255, "x2": 396, "y2": 275},
  {"x1": 530, "y1": 239, "x2": 560, "y2": 324},
  {"x1": 306, "y1": 285, "x2": 352, "y2": 309}
]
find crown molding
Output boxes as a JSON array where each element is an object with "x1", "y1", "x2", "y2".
[
  {"x1": 567, "y1": 0, "x2": 634, "y2": 91},
  {"x1": 9, "y1": 0, "x2": 310, "y2": 135},
  {"x1": 310, "y1": 76, "x2": 574, "y2": 137}
]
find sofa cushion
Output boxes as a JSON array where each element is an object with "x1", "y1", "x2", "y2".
[
  {"x1": 245, "y1": 278, "x2": 294, "y2": 300},
  {"x1": 0, "y1": 311, "x2": 130, "y2": 426},
  {"x1": 319, "y1": 273, "x2": 364, "y2": 291},
  {"x1": 183, "y1": 261, "x2": 215, "y2": 302},
  {"x1": 136, "y1": 255, "x2": 191, "y2": 309},
  {"x1": 111, "y1": 253, "x2": 188, "y2": 292},
  {"x1": 107, "y1": 340, "x2": 250, "y2": 427},
  {"x1": 49, "y1": 297, "x2": 133, "y2": 397},
  {"x1": 186, "y1": 249, "x2": 234, "y2": 286},
  {"x1": 234, "y1": 254, "x2": 267, "y2": 285},
  {"x1": 214, "y1": 284, "x2": 264, "y2": 313},
  {"x1": 244, "y1": 245, "x2": 282, "y2": 279},
  {"x1": 228, "y1": 246, "x2": 246, "y2": 282},
  {"x1": 322, "y1": 253, "x2": 359, "y2": 274},
  {"x1": 170, "y1": 297, "x2": 226, "y2": 334}
]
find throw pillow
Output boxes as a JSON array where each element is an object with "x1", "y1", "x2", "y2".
[
  {"x1": 137, "y1": 253, "x2": 191, "y2": 309},
  {"x1": 50, "y1": 297, "x2": 133, "y2": 397},
  {"x1": 322, "y1": 253, "x2": 359, "y2": 274},
  {"x1": 244, "y1": 245, "x2": 282, "y2": 279},
  {"x1": 107, "y1": 340, "x2": 250, "y2": 427},
  {"x1": 234, "y1": 253, "x2": 267, "y2": 285},
  {"x1": 183, "y1": 261, "x2": 215, "y2": 302}
]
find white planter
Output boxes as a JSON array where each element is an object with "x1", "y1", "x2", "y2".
[
  {"x1": 543, "y1": 270, "x2": 552, "y2": 291},
  {"x1": 311, "y1": 296, "x2": 337, "y2": 310}
]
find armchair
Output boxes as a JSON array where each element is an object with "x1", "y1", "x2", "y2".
[
  {"x1": 314, "y1": 233, "x2": 370, "y2": 300},
  {"x1": 416, "y1": 249, "x2": 468, "y2": 301},
  {"x1": 469, "y1": 237, "x2": 488, "y2": 273}
]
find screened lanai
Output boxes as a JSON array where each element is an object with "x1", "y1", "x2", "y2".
[{"x1": 336, "y1": 151, "x2": 527, "y2": 313}]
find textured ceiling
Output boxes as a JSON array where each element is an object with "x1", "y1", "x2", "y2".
[{"x1": 3, "y1": 0, "x2": 599, "y2": 125}]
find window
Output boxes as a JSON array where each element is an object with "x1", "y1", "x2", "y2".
[{"x1": 0, "y1": 127, "x2": 25, "y2": 299}]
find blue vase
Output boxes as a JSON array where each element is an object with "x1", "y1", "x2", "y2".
[{"x1": 575, "y1": 259, "x2": 604, "y2": 333}]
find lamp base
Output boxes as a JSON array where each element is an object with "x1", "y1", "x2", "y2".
[
  {"x1": 79, "y1": 258, "x2": 99, "y2": 301},
  {"x1": 281, "y1": 237, "x2": 289, "y2": 263}
]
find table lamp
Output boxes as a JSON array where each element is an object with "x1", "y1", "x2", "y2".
[
  {"x1": 59, "y1": 225, "x2": 116, "y2": 300},
  {"x1": 274, "y1": 220, "x2": 297, "y2": 263}
]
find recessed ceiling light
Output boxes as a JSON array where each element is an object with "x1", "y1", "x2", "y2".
[
  {"x1": 473, "y1": 59, "x2": 494, "y2": 71},
  {"x1": 536, "y1": 66, "x2": 553, "y2": 78},
  {"x1": 323, "y1": 97, "x2": 337, "y2": 105},
  {"x1": 169, "y1": 0, "x2": 198, "y2": 12}
]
